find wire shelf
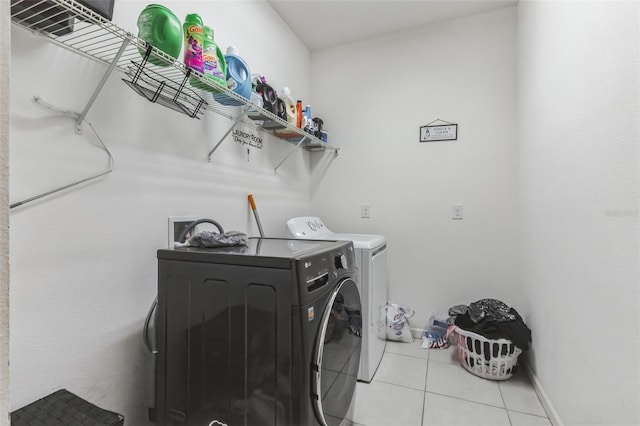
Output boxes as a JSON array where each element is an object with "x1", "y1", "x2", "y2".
[
  {"x1": 123, "y1": 55, "x2": 207, "y2": 119},
  {"x1": 10, "y1": 0, "x2": 338, "y2": 153}
]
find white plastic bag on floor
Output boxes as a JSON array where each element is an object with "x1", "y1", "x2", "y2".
[
  {"x1": 385, "y1": 303, "x2": 415, "y2": 343},
  {"x1": 421, "y1": 314, "x2": 450, "y2": 349}
]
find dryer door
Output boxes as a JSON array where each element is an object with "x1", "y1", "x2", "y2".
[{"x1": 313, "y1": 277, "x2": 362, "y2": 426}]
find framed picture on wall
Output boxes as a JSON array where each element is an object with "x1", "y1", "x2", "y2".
[{"x1": 420, "y1": 122, "x2": 457, "y2": 142}]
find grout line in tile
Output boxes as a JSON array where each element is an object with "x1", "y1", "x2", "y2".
[
  {"x1": 372, "y1": 377, "x2": 426, "y2": 393},
  {"x1": 420, "y1": 353, "x2": 429, "y2": 426},
  {"x1": 505, "y1": 409, "x2": 514, "y2": 426},
  {"x1": 383, "y1": 346, "x2": 432, "y2": 360},
  {"x1": 386, "y1": 350, "x2": 430, "y2": 363},
  {"x1": 425, "y1": 390, "x2": 509, "y2": 411},
  {"x1": 427, "y1": 356, "x2": 457, "y2": 366},
  {"x1": 498, "y1": 377, "x2": 552, "y2": 419},
  {"x1": 497, "y1": 378, "x2": 513, "y2": 425},
  {"x1": 507, "y1": 408, "x2": 552, "y2": 419}
]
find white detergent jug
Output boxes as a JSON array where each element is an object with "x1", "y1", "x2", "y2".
[{"x1": 279, "y1": 87, "x2": 297, "y2": 126}]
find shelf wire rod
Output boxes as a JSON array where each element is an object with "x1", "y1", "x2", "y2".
[
  {"x1": 75, "y1": 38, "x2": 129, "y2": 134},
  {"x1": 90, "y1": 47, "x2": 126, "y2": 63},
  {"x1": 208, "y1": 108, "x2": 250, "y2": 161},
  {"x1": 29, "y1": 34, "x2": 114, "y2": 69},
  {"x1": 74, "y1": 26, "x2": 113, "y2": 41},
  {"x1": 191, "y1": 99, "x2": 206, "y2": 119},
  {"x1": 9, "y1": 119, "x2": 114, "y2": 210},
  {"x1": 150, "y1": 82, "x2": 165, "y2": 104},
  {"x1": 76, "y1": 42, "x2": 117, "y2": 59},
  {"x1": 173, "y1": 69, "x2": 191, "y2": 102},
  {"x1": 69, "y1": 25, "x2": 119, "y2": 50},
  {"x1": 132, "y1": 46, "x2": 153, "y2": 83},
  {"x1": 11, "y1": 4, "x2": 63, "y2": 31},
  {"x1": 62, "y1": 25, "x2": 105, "y2": 45},
  {"x1": 274, "y1": 136, "x2": 309, "y2": 174},
  {"x1": 118, "y1": 50, "x2": 141, "y2": 61},
  {"x1": 71, "y1": 33, "x2": 117, "y2": 51},
  {"x1": 10, "y1": 0, "x2": 41, "y2": 19},
  {"x1": 118, "y1": 50, "x2": 140, "y2": 62},
  {"x1": 145, "y1": 63, "x2": 183, "y2": 84},
  {"x1": 18, "y1": 15, "x2": 63, "y2": 34},
  {"x1": 55, "y1": 23, "x2": 99, "y2": 40},
  {"x1": 74, "y1": 39, "x2": 121, "y2": 59}
]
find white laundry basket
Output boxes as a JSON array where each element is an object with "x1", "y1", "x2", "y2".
[{"x1": 452, "y1": 327, "x2": 522, "y2": 380}]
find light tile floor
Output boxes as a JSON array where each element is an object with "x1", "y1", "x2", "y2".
[{"x1": 347, "y1": 339, "x2": 551, "y2": 426}]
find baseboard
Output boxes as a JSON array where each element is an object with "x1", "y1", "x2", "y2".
[{"x1": 521, "y1": 356, "x2": 564, "y2": 426}]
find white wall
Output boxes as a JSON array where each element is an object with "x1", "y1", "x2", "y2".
[
  {"x1": 310, "y1": 7, "x2": 519, "y2": 329},
  {"x1": 9, "y1": 1, "x2": 316, "y2": 423},
  {"x1": 517, "y1": 1, "x2": 640, "y2": 425},
  {"x1": 1, "y1": 1, "x2": 10, "y2": 424},
  {"x1": 10, "y1": 2, "x2": 640, "y2": 425}
]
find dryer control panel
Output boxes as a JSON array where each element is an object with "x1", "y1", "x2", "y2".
[{"x1": 286, "y1": 216, "x2": 330, "y2": 238}]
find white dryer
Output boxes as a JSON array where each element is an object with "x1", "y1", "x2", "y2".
[{"x1": 287, "y1": 216, "x2": 388, "y2": 383}]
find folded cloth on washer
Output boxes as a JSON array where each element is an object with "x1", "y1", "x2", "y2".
[{"x1": 176, "y1": 230, "x2": 248, "y2": 248}]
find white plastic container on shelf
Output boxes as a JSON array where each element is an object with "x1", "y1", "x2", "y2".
[
  {"x1": 452, "y1": 327, "x2": 522, "y2": 380},
  {"x1": 279, "y1": 87, "x2": 297, "y2": 126}
]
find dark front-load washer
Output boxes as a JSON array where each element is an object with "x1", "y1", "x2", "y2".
[{"x1": 154, "y1": 238, "x2": 361, "y2": 426}]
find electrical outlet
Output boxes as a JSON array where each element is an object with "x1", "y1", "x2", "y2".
[
  {"x1": 452, "y1": 204, "x2": 463, "y2": 220},
  {"x1": 361, "y1": 205, "x2": 371, "y2": 218},
  {"x1": 168, "y1": 216, "x2": 197, "y2": 247}
]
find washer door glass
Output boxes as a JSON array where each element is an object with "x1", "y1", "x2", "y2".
[{"x1": 313, "y1": 277, "x2": 362, "y2": 426}]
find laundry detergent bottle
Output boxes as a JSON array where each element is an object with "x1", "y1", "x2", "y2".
[
  {"x1": 224, "y1": 45, "x2": 251, "y2": 101},
  {"x1": 183, "y1": 13, "x2": 204, "y2": 73},
  {"x1": 190, "y1": 26, "x2": 226, "y2": 92},
  {"x1": 136, "y1": 4, "x2": 182, "y2": 66},
  {"x1": 279, "y1": 87, "x2": 297, "y2": 126}
]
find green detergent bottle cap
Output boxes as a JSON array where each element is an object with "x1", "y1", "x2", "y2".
[{"x1": 185, "y1": 13, "x2": 203, "y2": 25}]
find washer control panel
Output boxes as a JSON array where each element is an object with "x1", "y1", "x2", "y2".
[
  {"x1": 334, "y1": 254, "x2": 348, "y2": 270},
  {"x1": 297, "y1": 242, "x2": 355, "y2": 302}
]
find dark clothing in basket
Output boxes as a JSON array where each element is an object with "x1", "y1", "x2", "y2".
[{"x1": 450, "y1": 299, "x2": 532, "y2": 351}]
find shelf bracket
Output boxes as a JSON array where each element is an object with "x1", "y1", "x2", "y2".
[
  {"x1": 74, "y1": 38, "x2": 130, "y2": 134},
  {"x1": 274, "y1": 135, "x2": 308, "y2": 174},
  {"x1": 207, "y1": 107, "x2": 250, "y2": 161}
]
